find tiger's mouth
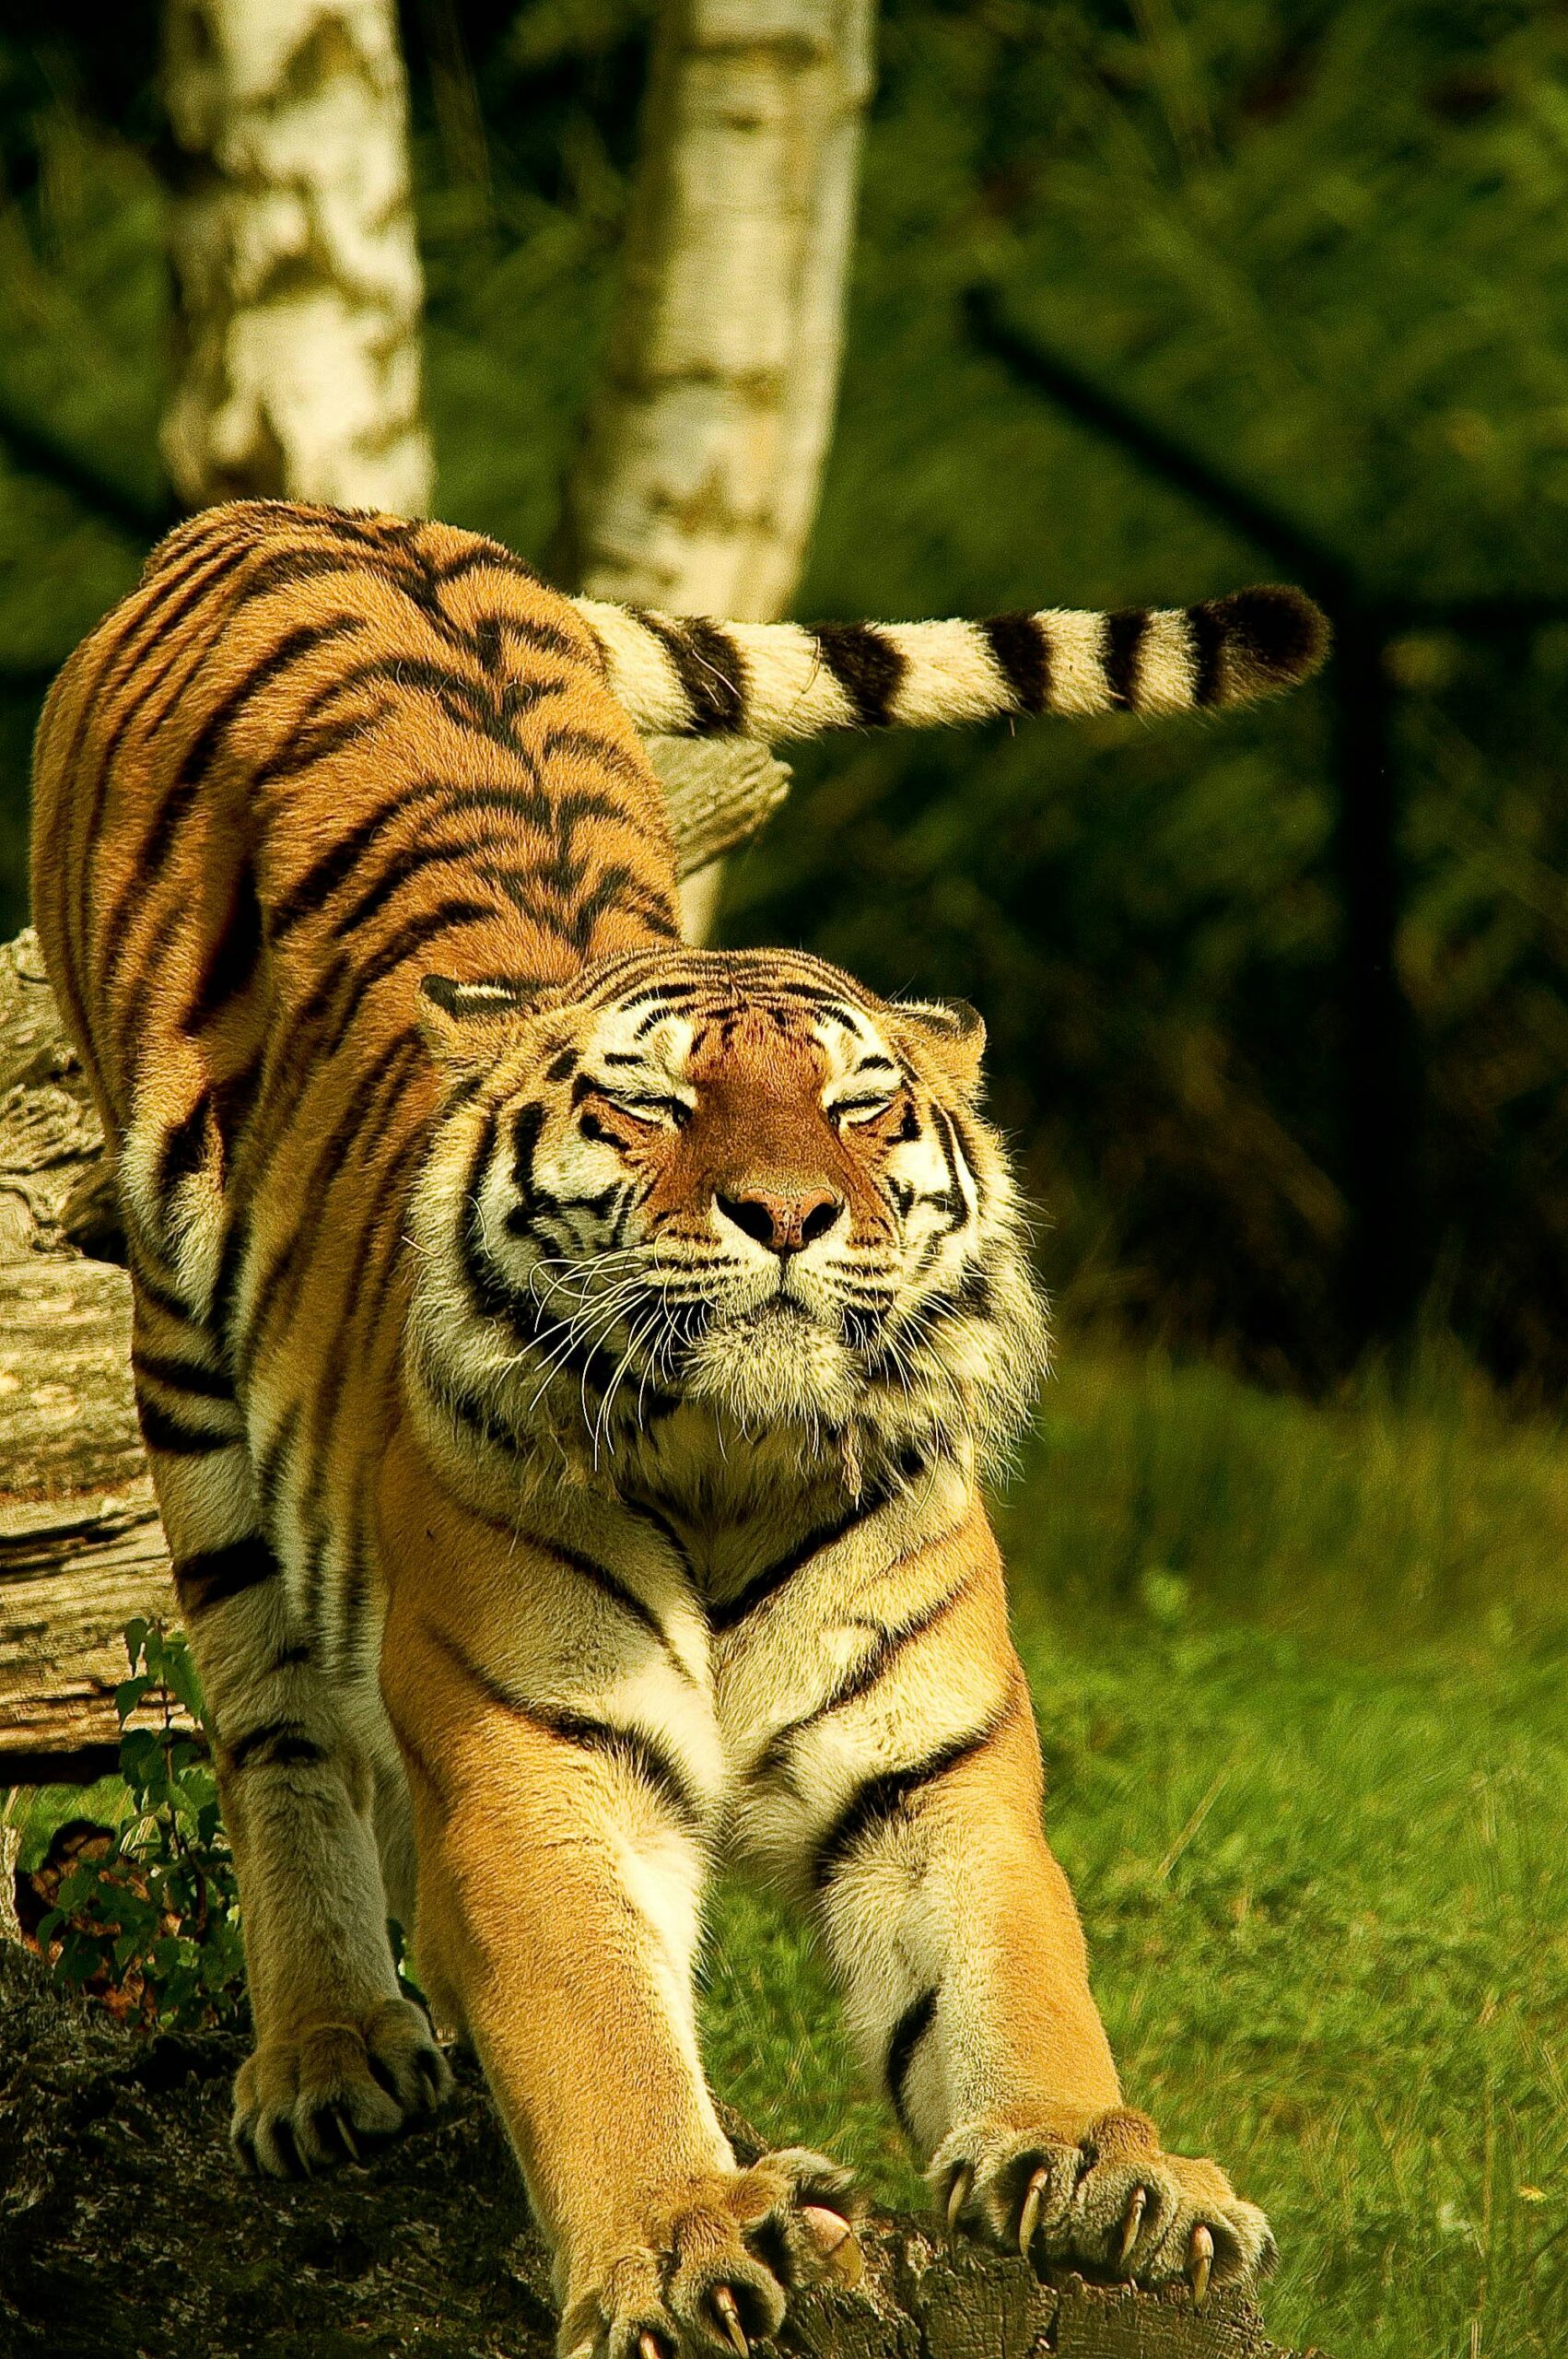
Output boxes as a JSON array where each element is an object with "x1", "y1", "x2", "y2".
[{"x1": 658, "y1": 1285, "x2": 867, "y2": 1427}]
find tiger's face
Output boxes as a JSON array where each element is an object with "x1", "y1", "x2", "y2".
[{"x1": 410, "y1": 950, "x2": 1047, "y2": 1479}]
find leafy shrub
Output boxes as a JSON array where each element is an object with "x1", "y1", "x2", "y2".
[{"x1": 20, "y1": 1620, "x2": 244, "y2": 2030}]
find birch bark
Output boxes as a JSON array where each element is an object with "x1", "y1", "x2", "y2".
[
  {"x1": 556, "y1": 0, "x2": 876, "y2": 935},
  {"x1": 159, "y1": 0, "x2": 433, "y2": 514}
]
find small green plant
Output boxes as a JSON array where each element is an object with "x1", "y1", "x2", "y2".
[{"x1": 29, "y1": 1620, "x2": 245, "y2": 2029}]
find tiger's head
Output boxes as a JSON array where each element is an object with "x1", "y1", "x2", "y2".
[{"x1": 407, "y1": 948, "x2": 1048, "y2": 1491}]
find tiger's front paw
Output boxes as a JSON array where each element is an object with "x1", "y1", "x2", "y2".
[
  {"x1": 232, "y1": 1995, "x2": 454, "y2": 2177},
  {"x1": 930, "y1": 2107, "x2": 1275, "y2": 2305},
  {"x1": 561, "y1": 2149, "x2": 865, "y2": 2359}
]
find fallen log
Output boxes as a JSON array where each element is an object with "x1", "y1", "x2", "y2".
[{"x1": 0, "y1": 1936, "x2": 1319, "y2": 2359}]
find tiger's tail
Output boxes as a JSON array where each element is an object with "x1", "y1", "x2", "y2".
[{"x1": 575, "y1": 583, "x2": 1328, "y2": 742}]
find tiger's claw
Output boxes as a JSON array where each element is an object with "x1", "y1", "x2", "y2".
[
  {"x1": 1018, "y1": 2165, "x2": 1049, "y2": 2258},
  {"x1": 801, "y1": 2204, "x2": 864, "y2": 2286},
  {"x1": 1117, "y1": 2186, "x2": 1147, "y2": 2271},
  {"x1": 711, "y1": 2285, "x2": 749, "y2": 2358},
  {"x1": 930, "y1": 2113, "x2": 1273, "y2": 2301}
]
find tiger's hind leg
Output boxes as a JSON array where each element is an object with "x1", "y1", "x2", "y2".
[{"x1": 130, "y1": 1270, "x2": 452, "y2": 2176}]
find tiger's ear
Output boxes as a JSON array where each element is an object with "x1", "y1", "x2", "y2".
[
  {"x1": 890, "y1": 996, "x2": 987, "y2": 1099},
  {"x1": 416, "y1": 974, "x2": 539, "y2": 1069}
]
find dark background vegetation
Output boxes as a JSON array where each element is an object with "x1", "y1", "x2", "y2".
[{"x1": 0, "y1": 0, "x2": 1563, "y2": 1389}]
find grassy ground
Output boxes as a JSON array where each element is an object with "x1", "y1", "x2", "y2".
[
  {"x1": 11, "y1": 1342, "x2": 1568, "y2": 2358},
  {"x1": 700, "y1": 1342, "x2": 1568, "y2": 2359}
]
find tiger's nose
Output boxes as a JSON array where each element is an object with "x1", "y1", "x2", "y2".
[{"x1": 716, "y1": 1184, "x2": 844, "y2": 1256}]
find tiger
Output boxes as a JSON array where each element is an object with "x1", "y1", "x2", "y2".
[{"x1": 30, "y1": 499, "x2": 1325, "y2": 2359}]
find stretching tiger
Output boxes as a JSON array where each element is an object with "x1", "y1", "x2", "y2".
[{"x1": 31, "y1": 501, "x2": 1325, "y2": 2358}]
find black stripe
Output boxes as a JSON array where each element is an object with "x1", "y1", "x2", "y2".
[
  {"x1": 231, "y1": 1032, "x2": 425, "y2": 1380},
  {"x1": 533, "y1": 726, "x2": 656, "y2": 799},
  {"x1": 813, "y1": 623, "x2": 906, "y2": 727},
  {"x1": 537, "y1": 1537, "x2": 679, "y2": 1659},
  {"x1": 64, "y1": 541, "x2": 246, "y2": 969},
  {"x1": 187, "y1": 861, "x2": 264, "y2": 1028},
  {"x1": 981, "y1": 614, "x2": 1050, "y2": 714},
  {"x1": 434, "y1": 546, "x2": 545, "y2": 593},
  {"x1": 251, "y1": 705, "x2": 387, "y2": 787},
  {"x1": 1190, "y1": 603, "x2": 1226, "y2": 708},
  {"x1": 927, "y1": 1101, "x2": 971, "y2": 1241},
  {"x1": 753, "y1": 1579, "x2": 968, "y2": 1777},
  {"x1": 112, "y1": 899, "x2": 186, "y2": 1077},
  {"x1": 335, "y1": 1518, "x2": 372, "y2": 1680},
  {"x1": 224, "y1": 1719, "x2": 328, "y2": 1773},
  {"x1": 685, "y1": 618, "x2": 748, "y2": 731},
  {"x1": 229, "y1": 542, "x2": 382, "y2": 607},
  {"x1": 266, "y1": 1642, "x2": 314, "y2": 1673},
  {"x1": 617, "y1": 981, "x2": 703, "y2": 1015},
  {"x1": 132, "y1": 1349, "x2": 234, "y2": 1402},
  {"x1": 336, "y1": 652, "x2": 540, "y2": 751},
  {"x1": 1105, "y1": 608, "x2": 1148, "y2": 710},
  {"x1": 885, "y1": 1989, "x2": 938, "y2": 2135},
  {"x1": 173, "y1": 1534, "x2": 281, "y2": 1615},
  {"x1": 423, "y1": 1624, "x2": 704, "y2": 1831},
  {"x1": 638, "y1": 617, "x2": 747, "y2": 735},
  {"x1": 328, "y1": 897, "x2": 496, "y2": 1024},
  {"x1": 459, "y1": 1103, "x2": 507, "y2": 1320},
  {"x1": 155, "y1": 1099, "x2": 211, "y2": 1205},
  {"x1": 267, "y1": 792, "x2": 413, "y2": 940},
  {"x1": 287, "y1": 1122, "x2": 431, "y2": 1638},
  {"x1": 136, "y1": 1398, "x2": 238, "y2": 1456},
  {"x1": 813, "y1": 1705, "x2": 1012, "y2": 1890},
  {"x1": 99, "y1": 618, "x2": 363, "y2": 989},
  {"x1": 707, "y1": 1485, "x2": 895, "y2": 1633},
  {"x1": 325, "y1": 827, "x2": 526, "y2": 945},
  {"x1": 267, "y1": 768, "x2": 618, "y2": 943},
  {"x1": 127, "y1": 1255, "x2": 195, "y2": 1324}
]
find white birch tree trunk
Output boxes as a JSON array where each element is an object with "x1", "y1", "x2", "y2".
[
  {"x1": 556, "y1": 0, "x2": 876, "y2": 937},
  {"x1": 159, "y1": 0, "x2": 433, "y2": 516}
]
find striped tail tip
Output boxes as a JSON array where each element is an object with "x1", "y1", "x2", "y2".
[{"x1": 1197, "y1": 584, "x2": 1330, "y2": 707}]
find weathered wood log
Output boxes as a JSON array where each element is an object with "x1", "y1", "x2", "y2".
[
  {"x1": 652, "y1": 736, "x2": 794, "y2": 884},
  {"x1": 0, "y1": 927, "x2": 171, "y2": 1767},
  {"x1": 0, "y1": 1936, "x2": 1317, "y2": 2359}
]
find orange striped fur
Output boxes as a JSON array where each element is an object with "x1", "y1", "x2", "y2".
[{"x1": 30, "y1": 503, "x2": 1294, "y2": 2355}]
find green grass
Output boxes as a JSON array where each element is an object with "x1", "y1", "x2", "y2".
[
  {"x1": 12, "y1": 1342, "x2": 1567, "y2": 2358},
  {"x1": 697, "y1": 1343, "x2": 1568, "y2": 2359}
]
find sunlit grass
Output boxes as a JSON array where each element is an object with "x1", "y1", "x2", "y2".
[{"x1": 696, "y1": 1340, "x2": 1568, "y2": 2359}]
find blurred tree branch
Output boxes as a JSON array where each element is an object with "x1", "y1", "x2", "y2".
[{"x1": 555, "y1": 0, "x2": 876, "y2": 937}]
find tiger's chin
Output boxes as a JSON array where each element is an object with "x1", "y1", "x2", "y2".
[{"x1": 674, "y1": 1299, "x2": 864, "y2": 1431}]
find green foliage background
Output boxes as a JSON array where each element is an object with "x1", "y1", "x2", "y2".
[{"x1": 0, "y1": 0, "x2": 1563, "y2": 1382}]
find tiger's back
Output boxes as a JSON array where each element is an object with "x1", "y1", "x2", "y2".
[{"x1": 32, "y1": 499, "x2": 681, "y2": 1656}]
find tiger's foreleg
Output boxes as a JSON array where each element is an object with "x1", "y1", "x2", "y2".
[
  {"x1": 132, "y1": 1285, "x2": 450, "y2": 2176},
  {"x1": 772, "y1": 1514, "x2": 1275, "y2": 2302},
  {"x1": 378, "y1": 1445, "x2": 863, "y2": 2359}
]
